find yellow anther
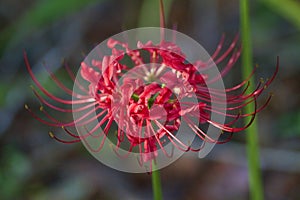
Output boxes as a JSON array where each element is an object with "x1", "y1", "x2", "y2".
[
  {"x1": 49, "y1": 132, "x2": 55, "y2": 138},
  {"x1": 260, "y1": 78, "x2": 264, "y2": 83},
  {"x1": 39, "y1": 106, "x2": 44, "y2": 111},
  {"x1": 24, "y1": 104, "x2": 29, "y2": 110}
]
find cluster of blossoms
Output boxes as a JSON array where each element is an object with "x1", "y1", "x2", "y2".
[{"x1": 25, "y1": 32, "x2": 278, "y2": 170}]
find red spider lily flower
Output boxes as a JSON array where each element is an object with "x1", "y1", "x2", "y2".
[{"x1": 24, "y1": 31, "x2": 278, "y2": 171}]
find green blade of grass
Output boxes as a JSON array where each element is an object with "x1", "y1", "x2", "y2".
[{"x1": 240, "y1": 0, "x2": 264, "y2": 199}]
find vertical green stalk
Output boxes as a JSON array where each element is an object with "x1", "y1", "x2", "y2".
[
  {"x1": 240, "y1": 0, "x2": 264, "y2": 200},
  {"x1": 151, "y1": 163, "x2": 163, "y2": 200}
]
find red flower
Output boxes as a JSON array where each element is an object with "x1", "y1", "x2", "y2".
[{"x1": 25, "y1": 33, "x2": 278, "y2": 169}]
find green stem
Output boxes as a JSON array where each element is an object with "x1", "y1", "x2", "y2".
[
  {"x1": 240, "y1": 0, "x2": 264, "y2": 200},
  {"x1": 144, "y1": 1, "x2": 171, "y2": 199},
  {"x1": 151, "y1": 164, "x2": 163, "y2": 200}
]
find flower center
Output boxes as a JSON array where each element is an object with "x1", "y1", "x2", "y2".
[
  {"x1": 111, "y1": 64, "x2": 182, "y2": 140},
  {"x1": 129, "y1": 84, "x2": 168, "y2": 127}
]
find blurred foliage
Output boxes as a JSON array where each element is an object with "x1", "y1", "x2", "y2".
[
  {"x1": 0, "y1": 0, "x2": 107, "y2": 53},
  {"x1": 0, "y1": 146, "x2": 31, "y2": 199},
  {"x1": 261, "y1": 0, "x2": 300, "y2": 30},
  {"x1": 279, "y1": 110, "x2": 300, "y2": 137}
]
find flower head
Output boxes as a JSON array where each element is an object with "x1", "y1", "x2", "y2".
[{"x1": 25, "y1": 28, "x2": 278, "y2": 172}]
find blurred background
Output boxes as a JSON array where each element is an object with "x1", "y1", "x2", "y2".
[{"x1": 0, "y1": 0, "x2": 300, "y2": 199}]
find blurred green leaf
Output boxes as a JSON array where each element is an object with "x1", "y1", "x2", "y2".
[
  {"x1": 0, "y1": 0, "x2": 106, "y2": 53},
  {"x1": 261, "y1": 0, "x2": 300, "y2": 30},
  {"x1": 279, "y1": 111, "x2": 300, "y2": 137},
  {"x1": 0, "y1": 146, "x2": 31, "y2": 199}
]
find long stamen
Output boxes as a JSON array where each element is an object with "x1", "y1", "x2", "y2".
[
  {"x1": 24, "y1": 52, "x2": 95, "y2": 105},
  {"x1": 48, "y1": 131, "x2": 81, "y2": 144},
  {"x1": 154, "y1": 120, "x2": 193, "y2": 151},
  {"x1": 148, "y1": 120, "x2": 173, "y2": 158},
  {"x1": 64, "y1": 62, "x2": 90, "y2": 95},
  {"x1": 43, "y1": 63, "x2": 89, "y2": 98},
  {"x1": 31, "y1": 87, "x2": 96, "y2": 113}
]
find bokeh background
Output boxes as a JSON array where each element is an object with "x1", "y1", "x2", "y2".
[{"x1": 0, "y1": 0, "x2": 300, "y2": 199}]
